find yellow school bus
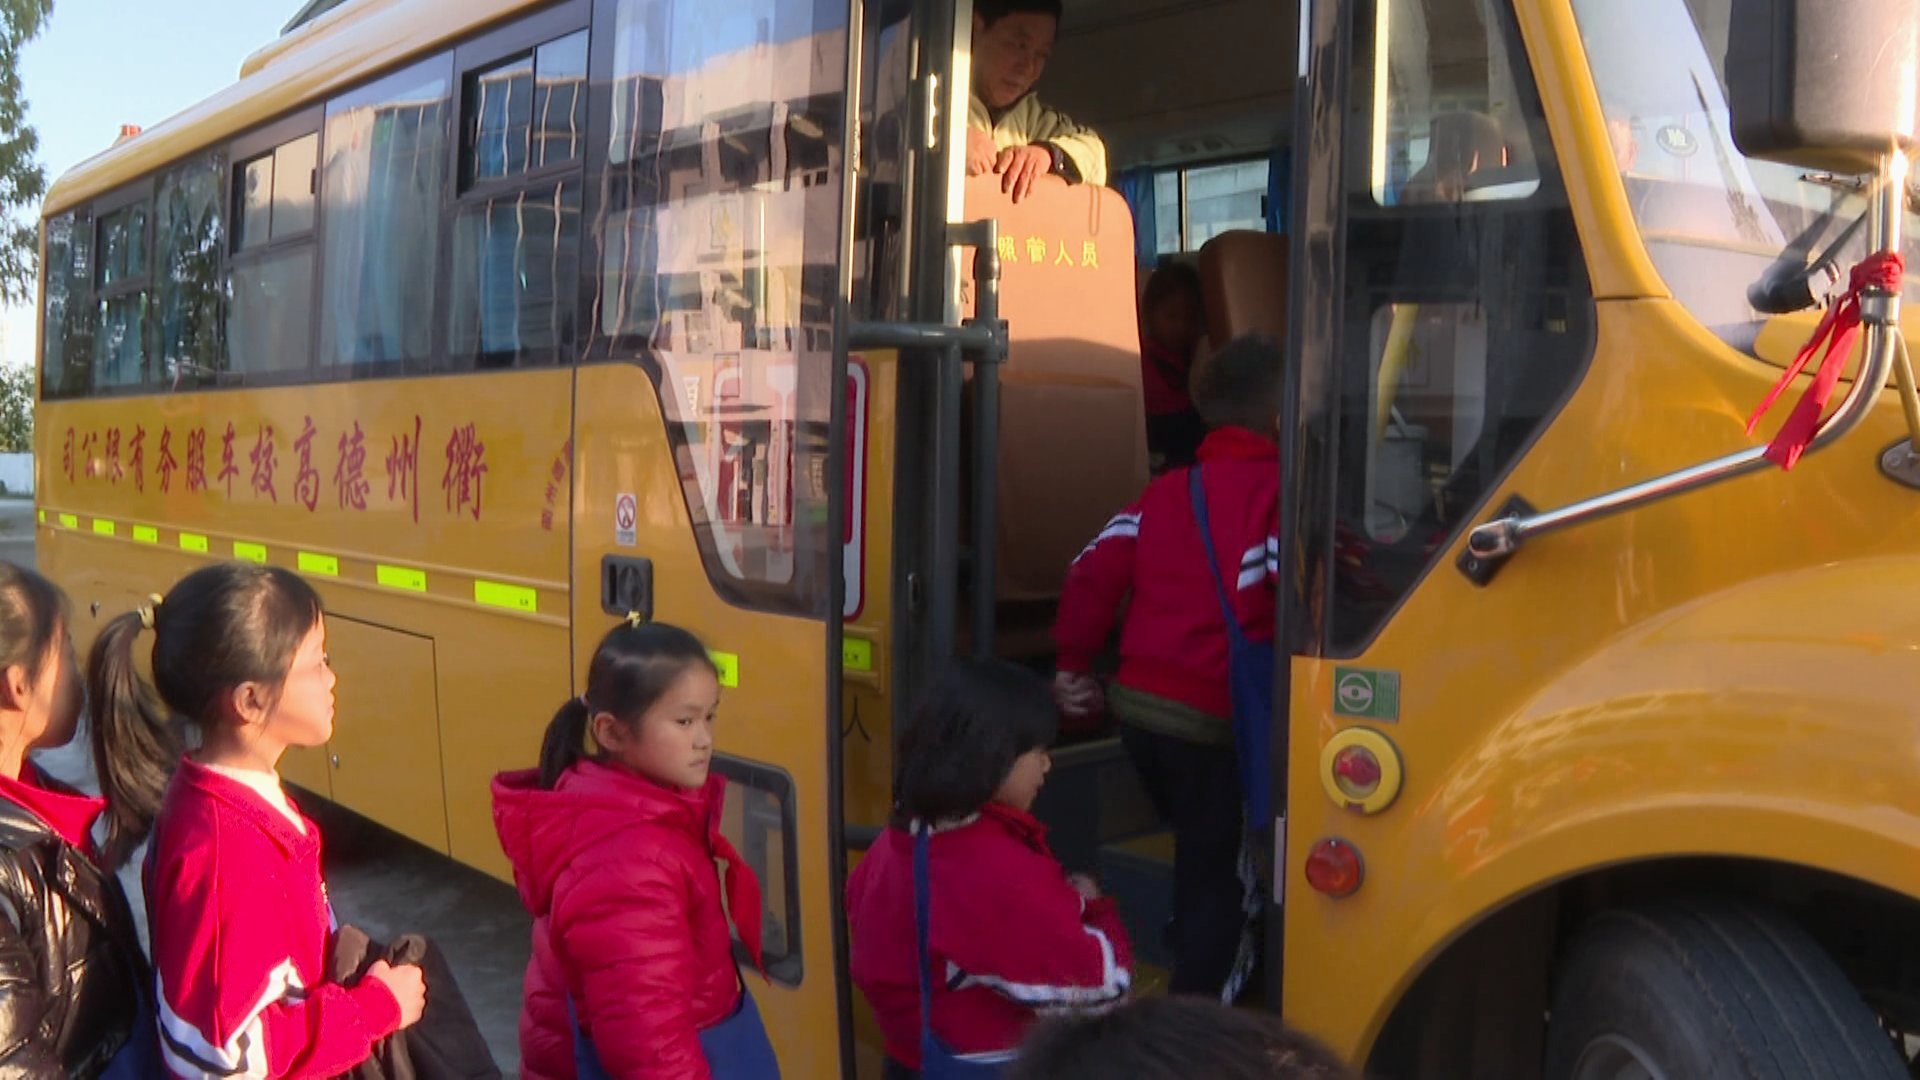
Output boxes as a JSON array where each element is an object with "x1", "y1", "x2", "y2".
[{"x1": 34, "y1": 0, "x2": 1920, "y2": 1074}]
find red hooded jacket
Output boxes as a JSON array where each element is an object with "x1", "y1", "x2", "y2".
[
  {"x1": 1053, "y1": 427, "x2": 1280, "y2": 719},
  {"x1": 492, "y1": 762, "x2": 763, "y2": 1080},
  {"x1": 845, "y1": 804, "x2": 1133, "y2": 1068}
]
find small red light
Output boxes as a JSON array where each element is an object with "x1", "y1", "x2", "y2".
[
  {"x1": 1332, "y1": 746, "x2": 1382, "y2": 792},
  {"x1": 1305, "y1": 838, "x2": 1363, "y2": 898}
]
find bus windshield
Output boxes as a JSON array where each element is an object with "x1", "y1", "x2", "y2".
[{"x1": 1572, "y1": 0, "x2": 1920, "y2": 356}]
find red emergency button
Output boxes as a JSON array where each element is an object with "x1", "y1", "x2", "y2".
[
  {"x1": 1305, "y1": 838, "x2": 1363, "y2": 898},
  {"x1": 1319, "y1": 728, "x2": 1404, "y2": 814},
  {"x1": 1332, "y1": 745, "x2": 1382, "y2": 795}
]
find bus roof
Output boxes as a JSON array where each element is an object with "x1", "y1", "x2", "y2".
[{"x1": 42, "y1": 0, "x2": 544, "y2": 217}]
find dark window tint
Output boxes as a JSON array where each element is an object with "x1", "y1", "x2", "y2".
[
  {"x1": 97, "y1": 203, "x2": 147, "y2": 290},
  {"x1": 461, "y1": 30, "x2": 587, "y2": 189},
  {"x1": 40, "y1": 213, "x2": 95, "y2": 398},
  {"x1": 155, "y1": 154, "x2": 226, "y2": 388},
  {"x1": 465, "y1": 55, "x2": 534, "y2": 185},
  {"x1": 93, "y1": 200, "x2": 150, "y2": 388},
  {"x1": 532, "y1": 32, "x2": 587, "y2": 170},
  {"x1": 319, "y1": 55, "x2": 451, "y2": 368},
  {"x1": 1314, "y1": 0, "x2": 1592, "y2": 651},
  {"x1": 449, "y1": 182, "x2": 580, "y2": 367}
]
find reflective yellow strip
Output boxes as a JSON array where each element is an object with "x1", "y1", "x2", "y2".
[
  {"x1": 35, "y1": 510, "x2": 43, "y2": 524},
  {"x1": 233, "y1": 541, "x2": 267, "y2": 564},
  {"x1": 132, "y1": 525, "x2": 158, "y2": 544},
  {"x1": 178, "y1": 533, "x2": 209, "y2": 553},
  {"x1": 298, "y1": 552, "x2": 339, "y2": 577},
  {"x1": 474, "y1": 580, "x2": 537, "y2": 613},
  {"x1": 57, "y1": 514, "x2": 77, "y2": 529},
  {"x1": 843, "y1": 637, "x2": 874, "y2": 672},
  {"x1": 710, "y1": 650, "x2": 740, "y2": 688},
  {"x1": 92, "y1": 519, "x2": 115, "y2": 536},
  {"x1": 376, "y1": 565, "x2": 427, "y2": 592}
]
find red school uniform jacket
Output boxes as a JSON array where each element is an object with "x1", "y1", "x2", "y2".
[
  {"x1": 1053, "y1": 426, "x2": 1281, "y2": 720},
  {"x1": 148, "y1": 758, "x2": 401, "y2": 1079},
  {"x1": 492, "y1": 762, "x2": 765, "y2": 1080},
  {"x1": 845, "y1": 804, "x2": 1133, "y2": 1068}
]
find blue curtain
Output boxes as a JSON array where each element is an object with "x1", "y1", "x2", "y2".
[
  {"x1": 1115, "y1": 167, "x2": 1158, "y2": 266},
  {"x1": 1265, "y1": 147, "x2": 1291, "y2": 235}
]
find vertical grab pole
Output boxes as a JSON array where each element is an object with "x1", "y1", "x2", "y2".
[{"x1": 967, "y1": 220, "x2": 1005, "y2": 659}]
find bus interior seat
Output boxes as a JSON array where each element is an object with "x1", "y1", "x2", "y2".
[
  {"x1": 959, "y1": 173, "x2": 1150, "y2": 661},
  {"x1": 1197, "y1": 229, "x2": 1289, "y2": 351}
]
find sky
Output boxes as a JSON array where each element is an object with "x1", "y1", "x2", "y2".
[{"x1": 1, "y1": 1, "x2": 292, "y2": 369}]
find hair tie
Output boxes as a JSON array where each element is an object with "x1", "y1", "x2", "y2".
[
  {"x1": 136, "y1": 593, "x2": 163, "y2": 631},
  {"x1": 624, "y1": 611, "x2": 645, "y2": 629},
  {"x1": 578, "y1": 695, "x2": 592, "y2": 712}
]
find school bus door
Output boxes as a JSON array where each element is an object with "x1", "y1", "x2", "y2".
[{"x1": 569, "y1": 0, "x2": 873, "y2": 1072}]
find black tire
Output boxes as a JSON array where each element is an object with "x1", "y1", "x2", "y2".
[{"x1": 1544, "y1": 898, "x2": 1907, "y2": 1080}]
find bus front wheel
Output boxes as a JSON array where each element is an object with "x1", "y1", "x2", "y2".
[{"x1": 1544, "y1": 899, "x2": 1906, "y2": 1080}]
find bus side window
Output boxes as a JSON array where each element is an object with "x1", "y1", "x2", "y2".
[
  {"x1": 93, "y1": 196, "x2": 151, "y2": 390},
  {"x1": 229, "y1": 133, "x2": 319, "y2": 379},
  {"x1": 40, "y1": 212, "x2": 95, "y2": 400},
  {"x1": 447, "y1": 30, "x2": 587, "y2": 370},
  {"x1": 154, "y1": 153, "x2": 226, "y2": 390}
]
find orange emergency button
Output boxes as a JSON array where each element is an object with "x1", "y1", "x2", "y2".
[{"x1": 1320, "y1": 727, "x2": 1404, "y2": 814}]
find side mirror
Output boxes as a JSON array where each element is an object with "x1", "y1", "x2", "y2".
[{"x1": 1727, "y1": 0, "x2": 1920, "y2": 173}]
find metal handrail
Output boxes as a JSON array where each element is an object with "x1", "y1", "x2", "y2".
[{"x1": 1466, "y1": 152, "x2": 1910, "y2": 565}]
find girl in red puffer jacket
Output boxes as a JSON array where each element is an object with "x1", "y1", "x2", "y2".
[{"x1": 492, "y1": 620, "x2": 777, "y2": 1080}]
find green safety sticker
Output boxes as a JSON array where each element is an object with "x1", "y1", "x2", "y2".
[
  {"x1": 132, "y1": 525, "x2": 158, "y2": 544},
  {"x1": 1333, "y1": 667, "x2": 1401, "y2": 721},
  {"x1": 377, "y1": 565, "x2": 427, "y2": 592},
  {"x1": 298, "y1": 552, "x2": 340, "y2": 577},
  {"x1": 92, "y1": 519, "x2": 115, "y2": 537},
  {"x1": 233, "y1": 542, "x2": 268, "y2": 565},
  {"x1": 843, "y1": 637, "x2": 874, "y2": 672},
  {"x1": 475, "y1": 580, "x2": 537, "y2": 613},
  {"x1": 35, "y1": 510, "x2": 43, "y2": 524},
  {"x1": 709, "y1": 651, "x2": 740, "y2": 689},
  {"x1": 178, "y1": 533, "x2": 210, "y2": 554},
  {"x1": 58, "y1": 514, "x2": 77, "y2": 529}
]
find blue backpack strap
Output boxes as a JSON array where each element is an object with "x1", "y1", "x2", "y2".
[
  {"x1": 1188, "y1": 466, "x2": 1249, "y2": 649},
  {"x1": 913, "y1": 824, "x2": 937, "y2": 1057}
]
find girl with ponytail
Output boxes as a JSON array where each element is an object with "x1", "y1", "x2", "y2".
[
  {"x1": 493, "y1": 618, "x2": 778, "y2": 1079},
  {"x1": 88, "y1": 562, "x2": 427, "y2": 1077}
]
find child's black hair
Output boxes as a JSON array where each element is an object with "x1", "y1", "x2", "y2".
[
  {"x1": 1141, "y1": 261, "x2": 1203, "y2": 319},
  {"x1": 1192, "y1": 333, "x2": 1285, "y2": 433},
  {"x1": 0, "y1": 562, "x2": 67, "y2": 686},
  {"x1": 539, "y1": 621, "x2": 717, "y2": 789},
  {"x1": 976, "y1": 0, "x2": 1064, "y2": 27},
  {"x1": 894, "y1": 658, "x2": 1058, "y2": 823},
  {"x1": 1009, "y1": 996, "x2": 1359, "y2": 1080},
  {"x1": 87, "y1": 563, "x2": 324, "y2": 869}
]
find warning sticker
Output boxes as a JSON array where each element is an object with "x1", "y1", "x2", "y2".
[{"x1": 615, "y1": 492, "x2": 638, "y2": 547}]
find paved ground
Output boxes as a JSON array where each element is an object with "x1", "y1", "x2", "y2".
[{"x1": 9, "y1": 500, "x2": 532, "y2": 1076}]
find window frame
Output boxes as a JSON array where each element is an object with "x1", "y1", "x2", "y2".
[
  {"x1": 89, "y1": 180, "x2": 157, "y2": 394},
  {"x1": 38, "y1": 207, "x2": 97, "y2": 401},
  {"x1": 710, "y1": 752, "x2": 805, "y2": 987},
  {"x1": 440, "y1": 0, "x2": 591, "y2": 373},
  {"x1": 1152, "y1": 152, "x2": 1273, "y2": 255},
  {"x1": 151, "y1": 149, "x2": 232, "y2": 392},
  {"x1": 220, "y1": 109, "x2": 324, "y2": 389}
]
